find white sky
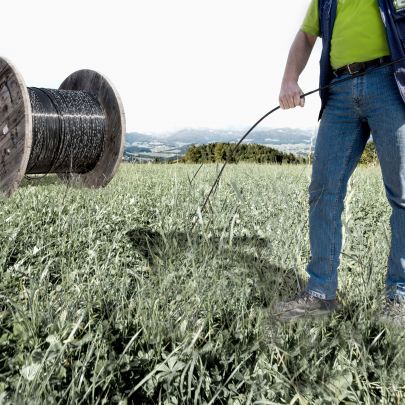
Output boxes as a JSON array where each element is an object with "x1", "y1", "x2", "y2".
[{"x1": 1, "y1": 0, "x2": 321, "y2": 133}]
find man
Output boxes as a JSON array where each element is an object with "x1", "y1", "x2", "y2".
[{"x1": 274, "y1": 0, "x2": 405, "y2": 323}]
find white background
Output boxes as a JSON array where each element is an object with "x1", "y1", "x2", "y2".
[{"x1": 1, "y1": 0, "x2": 322, "y2": 133}]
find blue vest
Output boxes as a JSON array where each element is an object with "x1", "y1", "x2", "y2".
[{"x1": 318, "y1": 0, "x2": 405, "y2": 119}]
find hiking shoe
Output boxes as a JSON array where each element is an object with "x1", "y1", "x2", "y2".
[
  {"x1": 273, "y1": 290, "x2": 339, "y2": 322},
  {"x1": 379, "y1": 298, "x2": 405, "y2": 327}
]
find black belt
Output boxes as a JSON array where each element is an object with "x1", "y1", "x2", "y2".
[{"x1": 333, "y1": 56, "x2": 391, "y2": 77}]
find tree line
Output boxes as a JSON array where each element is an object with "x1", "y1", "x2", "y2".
[
  {"x1": 179, "y1": 141, "x2": 379, "y2": 165},
  {"x1": 181, "y1": 143, "x2": 306, "y2": 164},
  {"x1": 359, "y1": 141, "x2": 378, "y2": 165}
]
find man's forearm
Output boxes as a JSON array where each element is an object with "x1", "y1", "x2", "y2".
[
  {"x1": 279, "y1": 30, "x2": 317, "y2": 109},
  {"x1": 282, "y1": 30, "x2": 316, "y2": 82}
]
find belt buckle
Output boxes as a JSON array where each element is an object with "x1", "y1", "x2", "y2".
[
  {"x1": 347, "y1": 62, "x2": 366, "y2": 75},
  {"x1": 347, "y1": 63, "x2": 360, "y2": 75}
]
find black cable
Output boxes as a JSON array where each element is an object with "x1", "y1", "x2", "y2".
[
  {"x1": 192, "y1": 56, "x2": 405, "y2": 230},
  {"x1": 26, "y1": 88, "x2": 106, "y2": 175}
]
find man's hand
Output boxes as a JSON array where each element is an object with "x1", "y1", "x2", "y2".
[
  {"x1": 278, "y1": 30, "x2": 316, "y2": 110},
  {"x1": 279, "y1": 80, "x2": 305, "y2": 109}
]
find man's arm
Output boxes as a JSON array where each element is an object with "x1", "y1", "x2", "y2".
[{"x1": 279, "y1": 30, "x2": 317, "y2": 110}]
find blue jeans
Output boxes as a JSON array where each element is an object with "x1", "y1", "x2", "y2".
[{"x1": 306, "y1": 64, "x2": 405, "y2": 301}]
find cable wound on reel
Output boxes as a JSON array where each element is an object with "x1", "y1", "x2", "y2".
[
  {"x1": 27, "y1": 88, "x2": 106, "y2": 174},
  {"x1": 0, "y1": 56, "x2": 126, "y2": 198}
]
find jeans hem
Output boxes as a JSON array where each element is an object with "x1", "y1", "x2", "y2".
[{"x1": 386, "y1": 284, "x2": 405, "y2": 301}]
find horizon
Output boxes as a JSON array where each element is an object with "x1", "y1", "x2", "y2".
[{"x1": 128, "y1": 125, "x2": 319, "y2": 137}]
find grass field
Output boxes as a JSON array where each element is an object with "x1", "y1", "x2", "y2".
[{"x1": 1, "y1": 163, "x2": 404, "y2": 404}]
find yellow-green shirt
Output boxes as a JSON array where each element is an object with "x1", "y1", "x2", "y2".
[{"x1": 301, "y1": 0, "x2": 390, "y2": 70}]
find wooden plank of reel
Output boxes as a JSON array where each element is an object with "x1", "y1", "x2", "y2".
[
  {"x1": 0, "y1": 56, "x2": 126, "y2": 198},
  {"x1": 0, "y1": 57, "x2": 32, "y2": 198}
]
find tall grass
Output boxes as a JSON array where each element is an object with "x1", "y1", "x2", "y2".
[{"x1": 0, "y1": 163, "x2": 404, "y2": 404}]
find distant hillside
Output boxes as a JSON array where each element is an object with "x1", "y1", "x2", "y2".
[
  {"x1": 125, "y1": 146, "x2": 152, "y2": 154},
  {"x1": 125, "y1": 132, "x2": 156, "y2": 145},
  {"x1": 126, "y1": 128, "x2": 315, "y2": 145},
  {"x1": 124, "y1": 128, "x2": 316, "y2": 162},
  {"x1": 161, "y1": 128, "x2": 314, "y2": 145}
]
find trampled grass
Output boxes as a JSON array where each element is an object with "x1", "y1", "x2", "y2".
[{"x1": 0, "y1": 163, "x2": 404, "y2": 404}]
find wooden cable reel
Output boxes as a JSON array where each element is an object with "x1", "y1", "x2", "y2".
[{"x1": 0, "y1": 56, "x2": 126, "y2": 198}]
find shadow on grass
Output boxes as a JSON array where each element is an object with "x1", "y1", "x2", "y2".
[
  {"x1": 20, "y1": 175, "x2": 61, "y2": 188},
  {"x1": 126, "y1": 227, "x2": 305, "y2": 308}
]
